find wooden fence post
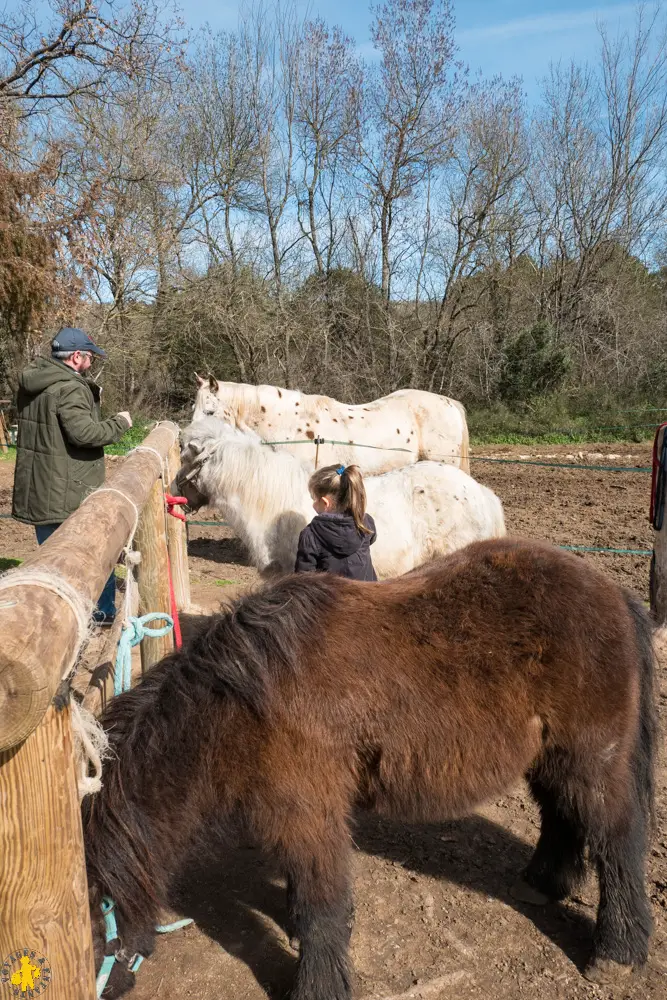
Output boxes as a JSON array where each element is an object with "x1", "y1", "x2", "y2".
[
  {"x1": 0, "y1": 421, "x2": 179, "y2": 1000},
  {"x1": 0, "y1": 408, "x2": 9, "y2": 454},
  {"x1": 166, "y1": 439, "x2": 191, "y2": 612},
  {"x1": 651, "y1": 424, "x2": 667, "y2": 623},
  {"x1": 0, "y1": 704, "x2": 95, "y2": 1000},
  {"x1": 134, "y1": 478, "x2": 174, "y2": 671}
]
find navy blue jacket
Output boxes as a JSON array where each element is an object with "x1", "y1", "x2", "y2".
[{"x1": 295, "y1": 512, "x2": 377, "y2": 581}]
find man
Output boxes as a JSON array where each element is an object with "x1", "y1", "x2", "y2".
[{"x1": 12, "y1": 327, "x2": 132, "y2": 624}]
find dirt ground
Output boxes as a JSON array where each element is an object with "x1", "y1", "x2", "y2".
[{"x1": 0, "y1": 444, "x2": 665, "y2": 1000}]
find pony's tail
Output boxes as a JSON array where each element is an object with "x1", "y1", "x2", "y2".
[
  {"x1": 457, "y1": 403, "x2": 470, "y2": 475},
  {"x1": 490, "y1": 491, "x2": 506, "y2": 538},
  {"x1": 625, "y1": 593, "x2": 658, "y2": 832}
]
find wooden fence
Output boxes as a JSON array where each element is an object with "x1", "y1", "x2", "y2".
[{"x1": 0, "y1": 420, "x2": 189, "y2": 1000}]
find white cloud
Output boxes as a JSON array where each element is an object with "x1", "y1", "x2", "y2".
[
  {"x1": 458, "y1": 3, "x2": 638, "y2": 44},
  {"x1": 355, "y1": 40, "x2": 378, "y2": 60}
]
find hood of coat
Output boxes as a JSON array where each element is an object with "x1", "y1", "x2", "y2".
[
  {"x1": 19, "y1": 357, "x2": 99, "y2": 398},
  {"x1": 309, "y1": 512, "x2": 372, "y2": 557}
]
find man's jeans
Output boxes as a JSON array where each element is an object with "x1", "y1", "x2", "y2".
[{"x1": 34, "y1": 523, "x2": 116, "y2": 621}]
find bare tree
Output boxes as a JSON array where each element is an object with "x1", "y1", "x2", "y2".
[
  {"x1": 5, "y1": 0, "x2": 667, "y2": 416},
  {"x1": 414, "y1": 78, "x2": 528, "y2": 390},
  {"x1": 186, "y1": 31, "x2": 262, "y2": 272},
  {"x1": 0, "y1": 0, "x2": 183, "y2": 121},
  {"x1": 294, "y1": 19, "x2": 361, "y2": 276},
  {"x1": 242, "y1": 4, "x2": 301, "y2": 298},
  {"x1": 356, "y1": 0, "x2": 464, "y2": 303},
  {"x1": 532, "y1": 5, "x2": 667, "y2": 337},
  {"x1": 62, "y1": 66, "x2": 199, "y2": 406}
]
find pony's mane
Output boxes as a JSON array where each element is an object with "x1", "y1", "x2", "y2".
[
  {"x1": 184, "y1": 571, "x2": 342, "y2": 711},
  {"x1": 202, "y1": 381, "x2": 265, "y2": 423},
  {"x1": 116, "y1": 571, "x2": 343, "y2": 725},
  {"x1": 221, "y1": 381, "x2": 260, "y2": 416},
  {"x1": 183, "y1": 417, "x2": 311, "y2": 517},
  {"x1": 182, "y1": 415, "x2": 259, "y2": 448}
]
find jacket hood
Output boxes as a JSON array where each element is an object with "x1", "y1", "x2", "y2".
[
  {"x1": 19, "y1": 358, "x2": 89, "y2": 395},
  {"x1": 309, "y1": 512, "x2": 371, "y2": 557}
]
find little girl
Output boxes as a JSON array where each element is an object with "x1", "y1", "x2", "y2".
[{"x1": 295, "y1": 463, "x2": 377, "y2": 580}]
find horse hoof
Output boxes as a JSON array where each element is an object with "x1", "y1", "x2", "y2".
[
  {"x1": 508, "y1": 879, "x2": 550, "y2": 906},
  {"x1": 584, "y1": 958, "x2": 633, "y2": 985}
]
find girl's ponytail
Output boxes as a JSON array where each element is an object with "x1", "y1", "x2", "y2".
[{"x1": 340, "y1": 465, "x2": 371, "y2": 535}]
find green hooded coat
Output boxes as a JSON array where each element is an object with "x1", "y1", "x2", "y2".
[{"x1": 12, "y1": 357, "x2": 130, "y2": 525}]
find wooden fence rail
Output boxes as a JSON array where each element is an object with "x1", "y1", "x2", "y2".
[{"x1": 0, "y1": 420, "x2": 185, "y2": 1000}]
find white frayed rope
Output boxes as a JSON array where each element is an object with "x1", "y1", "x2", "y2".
[
  {"x1": 0, "y1": 567, "x2": 93, "y2": 679},
  {"x1": 71, "y1": 698, "x2": 111, "y2": 799},
  {"x1": 133, "y1": 423, "x2": 179, "y2": 471}
]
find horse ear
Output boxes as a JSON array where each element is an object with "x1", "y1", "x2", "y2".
[
  {"x1": 195, "y1": 372, "x2": 206, "y2": 387},
  {"x1": 208, "y1": 374, "x2": 219, "y2": 393}
]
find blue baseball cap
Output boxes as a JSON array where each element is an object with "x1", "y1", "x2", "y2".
[{"x1": 51, "y1": 327, "x2": 107, "y2": 358}]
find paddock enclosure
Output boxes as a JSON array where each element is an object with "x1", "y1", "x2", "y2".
[{"x1": 0, "y1": 437, "x2": 666, "y2": 1000}]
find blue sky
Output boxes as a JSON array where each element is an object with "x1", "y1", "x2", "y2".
[{"x1": 185, "y1": 0, "x2": 641, "y2": 101}]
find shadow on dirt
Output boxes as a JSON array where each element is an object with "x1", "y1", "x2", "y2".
[
  {"x1": 170, "y1": 812, "x2": 595, "y2": 999},
  {"x1": 188, "y1": 535, "x2": 252, "y2": 566},
  {"x1": 355, "y1": 813, "x2": 595, "y2": 971},
  {"x1": 171, "y1": 845, "x2": 295, "y2": 1000}
]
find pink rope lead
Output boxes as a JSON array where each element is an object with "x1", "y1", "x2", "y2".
[
  {"x1": 167, "y1": 559, "x2": 182, "y2": 649},
  {"x1": 165, "y1": 493, "x2": 188, "y2": 522},
  {"x1": 165, "y1": 494, "x2": 188, "y2": 648}
]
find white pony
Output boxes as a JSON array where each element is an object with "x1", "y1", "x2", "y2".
[
  {"x1": 176, "y1": 418, "x2": 505, "y2": 579},
  {"x1": 193, "y1": 375, "x2": 470, "y2": 475}
]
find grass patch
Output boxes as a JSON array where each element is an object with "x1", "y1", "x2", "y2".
[
  {"x1": 469, "y1": 431, "x2": 655, "y2": 446},
  {"x1": 214, "y1": 578, "x2": 238, "y2": 587},
  {"x1": 105, "y1": 420, "x2": 153, "y2": 455},
  {"x1": 0, "y1": 556, "x2": 22, "y2": 571}
]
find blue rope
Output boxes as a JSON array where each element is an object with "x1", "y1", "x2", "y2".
[
  {"x1": 470, "y1": 456, "x2": 651, "y2": 473},
  {"x1": 114, "y1": 614, "x2": 174, "y2": 697},
  {"x1": 156, "y1": 918, "x2": 195, "y2": 933},
  {"x1": 96, "y1": 898, "x2": 119, "y2": 997},
  {"x1": 96, "y1": 897, "x2": 192, "y2": 998}
]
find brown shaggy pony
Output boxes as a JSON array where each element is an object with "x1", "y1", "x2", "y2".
[{"x1": 83, "y1": 537, "x2": 657, "y2": 999}]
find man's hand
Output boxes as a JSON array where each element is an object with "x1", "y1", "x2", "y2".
[{"x1": 117, "y1": 411, "x2": 132, "y2": 429}]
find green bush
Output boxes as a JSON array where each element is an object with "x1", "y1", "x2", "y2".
[{"x1": 498, "y1": 321, "x2": 571, "y2": 403}]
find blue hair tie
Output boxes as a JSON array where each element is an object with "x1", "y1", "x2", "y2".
[{"x1": 336, "y1": 465, "x2": 346, "y2": 475}]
